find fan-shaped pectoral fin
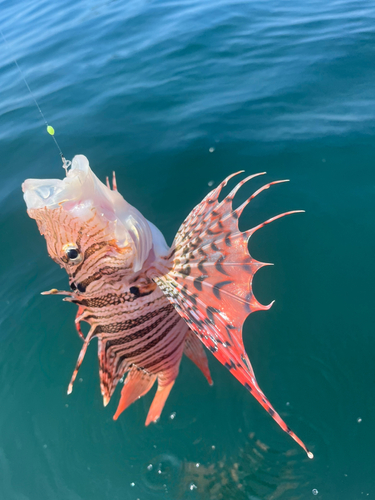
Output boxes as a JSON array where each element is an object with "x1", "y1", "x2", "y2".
[{"x1": 154, "y1": 172, "x2": 312, "y2": 457}]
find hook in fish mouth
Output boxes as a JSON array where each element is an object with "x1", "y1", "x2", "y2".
[{"x1": 22, "y1": 154, "x2": 160, "y2": 274}]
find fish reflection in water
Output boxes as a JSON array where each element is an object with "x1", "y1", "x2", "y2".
[
  {"x1": 179, "y1": 434, "x2": 311, "y2": 500},
  {"x1": 143, "y1": 433, "x2": 312, "y2": 500}
]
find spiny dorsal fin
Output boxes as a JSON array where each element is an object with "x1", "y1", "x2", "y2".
[{"x1": 155, "y1": 173, "x2": 312, "y2": 459}]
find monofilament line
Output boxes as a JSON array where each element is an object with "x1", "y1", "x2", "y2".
[{"x1": 0, "y1": 29, "x2": 64, "y2": 159}]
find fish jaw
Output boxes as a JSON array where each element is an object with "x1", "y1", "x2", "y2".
[{"x1": 22, "y1": 154, "x2": 160, "y2": 273}]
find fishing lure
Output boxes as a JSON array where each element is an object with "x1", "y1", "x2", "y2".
[{"x1": 22, "y1": 154, "x2": 312, "y2": 458}]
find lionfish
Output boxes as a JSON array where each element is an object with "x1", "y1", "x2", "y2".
[{"x1": 22, "y1": 155, "x2": 312, "y2": 458}]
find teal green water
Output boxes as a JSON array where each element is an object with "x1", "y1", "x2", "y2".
[{"x1": 1, "y1": 1, "x2": 375, "y2": 498}]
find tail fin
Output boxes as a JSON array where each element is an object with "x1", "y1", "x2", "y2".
[{"x1": 155, "y1": 173, "x2": 312, "y2": 459}]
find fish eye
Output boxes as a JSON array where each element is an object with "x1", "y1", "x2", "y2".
[
  {"x1": 63, "y1": 244, "x2": 82, "y2": 264},
  {"x1": 67, "y1": 248, "x2": 79, "y2": 259}
]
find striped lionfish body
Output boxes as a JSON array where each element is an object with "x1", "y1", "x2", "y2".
[{"x1": 22, "y1": 155, "x2": 312, "y2": 458}]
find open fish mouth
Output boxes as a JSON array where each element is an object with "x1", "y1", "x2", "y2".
[
  {"x1": 22, "y1": 154, "x2": 125, "y2": 222},
  {"x1": 22, "y1": 155, "x2": 157, "y2": 273}
]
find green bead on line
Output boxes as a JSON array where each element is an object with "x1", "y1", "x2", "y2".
[{"x1": 47, "y1": 125, "x2": 55, "y2": 136}]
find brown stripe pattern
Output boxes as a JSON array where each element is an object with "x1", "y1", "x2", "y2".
[{"x1": 27, "y1": 205, "x2": 193, "y2": 422}]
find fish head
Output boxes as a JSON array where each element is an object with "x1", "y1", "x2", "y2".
[{"x1": 22, "y1": 155, "x2": 154, "y2": 292}]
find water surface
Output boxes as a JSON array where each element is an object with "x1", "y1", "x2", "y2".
[{"x1": 1, "y1": 0, "x2": 375, "y2": 498}]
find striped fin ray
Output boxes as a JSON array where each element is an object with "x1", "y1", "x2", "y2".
[
  {"x1": 113, "y1": 367, "x2": 156, "y2": 420},
  {"x1": 98, "y1": 337, "x2": 129, "y2": 406},
  {"x1": 184, "y1": 330, "x2": 213, "y2": 385},
  {"x1": 155, "y1": 173, "x2": 312, "y2": 459},
  {"x1": 145, "y1": 379, "x2": 175, "y2": 426}
]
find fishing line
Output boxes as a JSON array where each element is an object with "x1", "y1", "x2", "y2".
[{"x1": 0, "y1": 29, "x2": 71, "y2": 171}]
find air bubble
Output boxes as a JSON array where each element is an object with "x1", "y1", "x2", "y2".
[
  {"x1": 312, "y1": 489, "x2": 318, "y2": 495},
  {"x1": 130, "y1": 482, "x2": 135, "y2": 487},
  {"x1": 142, "y1": 454, "x2": 180, "y2": 492},
  {"x1": 209, "y1": 147, "x2": 215, "y2": 153},
  {"x1": 357, "y1": 417, "x2": 362, "y2": 423},
  {"x1": 169, "y1": 412, "x2": 176, "y2": 420}
]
